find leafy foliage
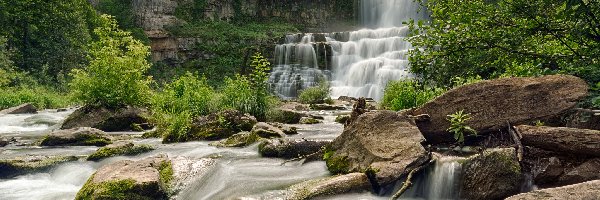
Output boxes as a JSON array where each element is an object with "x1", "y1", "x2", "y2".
[
  {"x1": 95, "y1": 0, "x2": 149, "y2": 44},
  {"x1": 447, "y1": 110, "x2": 477, "y2": 145},
  {"x1": 381, "y1": 80, "x2": 445, "y2": 111},
  {"x1": 70, "y1": 15, "x2": 152, "y2": 108},
  {"x1": 298, "y1": 80, "x2": 332, "y2": 104}
]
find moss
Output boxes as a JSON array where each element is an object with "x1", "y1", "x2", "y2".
[
  {"x1": 335, "y1": 115, "x2": 351, "y2": 124},
  {"x1": 131, "y1": 123, "x2": 144, "y2": 132},
  {"x1": 75, "y1": 177, "x2": 154, "y2": 200},
  {"x1": 322, "y1": 146, "x2": 350, "y2": 174},
  {"x1": 141, "y1": 130, "x2": 162, "y2": 138},
  {"x1": 40, "y1": 134, "x2": 112, "y2": 147},
  {"x1": 0, "y1": 156, "x2": 78, "y2": 178},
  {"x1": 266, "y1": 109, "x2": 303, "y2": 124},
  {"x1": 87, "y1": 144, "x2": 155, "y2": 161},
  {"x1": 300, "y1": 117, "x2": 321, "y2": 124},
  {"x1": 210, "y1": 132, "x2": 260, "y2": 147},
  {"x1": 159, "y1": 160, "x2": 174, "y2": 186}
]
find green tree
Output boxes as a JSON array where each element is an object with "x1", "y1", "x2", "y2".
[{"x1": 70, "y1": 15, "x2": 152, "y2": 108}]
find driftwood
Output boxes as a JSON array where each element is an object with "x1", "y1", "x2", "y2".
[
  {"x1": 507, "y1": 122, "x2": 524, "y2": 162},
  {"x1": 390, "y1": 160, "x2": 434, "y2": 200}
]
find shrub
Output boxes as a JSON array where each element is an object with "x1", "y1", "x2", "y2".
[
  {"x1": 0, "y1": 86, "x2": 72, "y2": 110},
  {"x1": 70, "y1": 14, "x2": 152, "y2": 108},
  {"x1": 381, "y1": 80, "x2": 445, "y2": 111},
  {"x1": 298, "y1": 81, "x2": 331, "y2": 104},
  {"x1": 447, "y1": 110, "x2": 477, "y2": 145}
]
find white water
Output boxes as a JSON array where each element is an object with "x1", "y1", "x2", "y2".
[{"x1": 399, "y1": 155, "x2": 465, "y2": 200}]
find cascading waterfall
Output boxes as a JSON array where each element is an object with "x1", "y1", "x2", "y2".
[{"x1": 399, "y1": 155, "x2": 465, "y2": 200}]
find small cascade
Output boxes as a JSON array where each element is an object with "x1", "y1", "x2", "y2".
[
  {"x1": 398, "y1": 155, "x2": 465, "y2": 200},
  {"x1": 269, "y1": 34, "x2": 330, "y2": 98}
]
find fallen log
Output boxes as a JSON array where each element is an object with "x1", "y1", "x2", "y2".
[{"x1": 517, "y1": 125, "x2": 600, "y2": 157}]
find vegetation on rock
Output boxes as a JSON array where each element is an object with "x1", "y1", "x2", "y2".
[
  {"x1": 87, "y1": 143, "x2": 155, "y2": 161},
  {"x1": 447, "y1": 110, "x2": 478, "y2": 145}
]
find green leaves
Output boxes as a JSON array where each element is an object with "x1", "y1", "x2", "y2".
[
  {"x1": 446, "y1": 110, "x2": 477, "y2": 145},
  {"x1": 381, "y1": 80, "x2": 445, "y2": 111}
]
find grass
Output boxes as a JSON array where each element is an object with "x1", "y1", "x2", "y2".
[{"x1": 0, "y1": 86, "x2": 73, "y2": 110}]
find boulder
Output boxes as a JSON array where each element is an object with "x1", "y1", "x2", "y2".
[
  {"x1": 166, "y1": 110, "x2": 257, "y2": 143},
  {"x1": 0, "y1": 155, "x2": 78, "y2": 178},
  {"x1": 251, "y1": 122, "x2": 285, "y2": 138},
  {"x1": 300, "y1": 117, "x2": 321, "y2": 124},
  {"x1": 40, "y1": 127, "x2": 112, "y2": 146},
  {"x1": 532, "y1": 157, "x2": 565, "y2": 185},
  {"x1": 266, "y1": 109, "x2": 306, "y2": 124},
  {"x1": 210, "y1": 132, "x2": 260, "y2": 148},
  {"x1": 325, "y1": 110, "x2": 429, "y2": 186},
  {"x1": 460, "y1": 148, "x2": 522, "y2": 200},
  {"x1": 558, "y1": 158, "x2": 600, "y2": 185},
  {"x1": 506, "y1": 180, "x2": 600, "y2": 200},
  {"x1": 268, "y1": 122, "x2": 298, "y2": 135},
  {"x1": 517, "y1": 125, "x2": 600, "y2": 157},
  {"x1": 87, "y1": 143, "x2": 155, "y2": 161},
  {"x1": 0, "y1": 103, "x2": 37, "y2": 114},
  {"x1": 61, "y1": 105, "x2": 151, "y2": 132},
  {"x1": 285, "y1": 173, "x2": 372, "y2": 200},
  {"x1": 411, "y1": 75, "x2": 588, "y2": 144},
  {"x1": 310, "y1": 104, "x2": 346, "y2": 110},
  {"x1": 258, "y1": 139, "x2": 331, "y2": 159}
]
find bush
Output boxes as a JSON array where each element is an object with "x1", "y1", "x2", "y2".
[
  {"x1": 381, "y1": 80, "x2": 445, "y2": 111},
  {"x1": 70, "y1": 15, "x2": 152, "y2": 108},
  {"x1": 298, "y1": 81, "x2": 331, "y2": 104},
  {"x1": 447, "y1": 110, "x2": 477, "y2": 145}
]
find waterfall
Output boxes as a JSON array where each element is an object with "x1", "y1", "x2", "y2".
[{"x1": 398, "y1": 155, "x2": 465, "y2": 200}]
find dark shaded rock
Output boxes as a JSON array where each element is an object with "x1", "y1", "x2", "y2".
[
  {"x1": 565, "y1": 109, "x2": 600, "y2": 131},
  {"x1": 0, "y1": 138, "x2": 8, "y2": 147},
  {"x1": 0, "y1": 155, "x2": 78, "y2": 178},
  {"x1": 0, "y1": 103, "x2": 37, "y2": 114},
  {"x1": 325, "y1": 110, "x2": 429, "y2": 186},
  {"x1": 310, "y1": 104, "x2": 346, "y2": 110},
  {"x1": 266, "y1": 109, "x2": 306, "y2": 124},
  {"x1": 558, "y1": 158, "x2": 600, "y2": 185},
  {"x1": 517, "y1": 125, "x2": 600, "y2": 157},
  {"x1": 506, "y1": 180, "x2": 600, "y2": 200},
  {"x1": 460, "y1": 148, "x2": 522, "y2": 200},
  {"x1": 210, "y1": 132, "x2": 260, "y2": 148},
  {"x1": 87, "y1": 143, "x2": 155, "y2": 161},
  {"x1": 346, "y1": 97, "x2": 368, "y2": 126},
  {"x1": 532, "y1": 157, "x2": 565, "y2": 185},
  {"x1": 61, "y1": 105, "x2": 151, "y2": 132},
  {"x1": 258, "y1": 139, "x2": 331, "y2": 159},
  {"x1": 40, "y1": 127, "x2": 112, "y2": 146},
  {"x1": 169, "y1": 110, "x2": 257, "y2": 142},
  {"x1": 285, "y1": 173, "x2": 372, "y2": 200},
  {"x1": 412, "y1": 75, "x2": 589, "y2": 144},
  {"x1": 300, "y1": 117, "x2": 321, "y2": 124},
  {"x1": 251, "y1": 122, "x2": 285, "y2": 138}
]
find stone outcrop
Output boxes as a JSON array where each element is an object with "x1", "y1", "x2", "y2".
[
  {"x1": 412, "y1": 75, "x2": 588, "y2": 144},
  {"x1": 40, "y1": 127, "x2": 112, "y2": 147},
  {"x1": 565, "y1": 109, "x2": 600, "y2": 131},
  {"x1": 61, "y1": 105, "x2": 151, "y2": 132},
  {"x1": 517, "y1": 125, "x2": 600, "y2": 157},
  {"x1": 460, "y1": 148, "x2": 522, "y2": 200},
  {"x1": 506, "y1": 180, "x2": 600, "y2": 200},
  {"x1": 258, "y1": 139, "x2": 331, "y2": 159},
  {"x1": 0, "y1": 155, "x2": 78, "y2": 178},
  {"x1": 285, "y1": 173, "x2": 372, "y2": 200},
  {"x1": 269, "y1": 122, "x2": 298, "y2": 135},
  {"x1": 0, "y1": 103, "x2": 37, "y2": 114},
  {"x1": 325, "y1": 110, "x2": 429, "y2": 186}
]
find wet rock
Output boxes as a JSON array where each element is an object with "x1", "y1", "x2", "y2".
[
  {"x1": 210, "y1": 132, "x2": 260, "y2": 148},
  {"x1": 61, "y1": 105, "x2": 151, "y2": 132},
  {"x1": 411, "y1": 75, "x2": 588, "y2": 144},
  {"x1": 268, "y1": 122, "x2": 298, "y2": 135},
  {"x1": 300, "y1": 117, "x2": 321, "y2": 124},
  {"x1": 40, "y1": 127, "x2": 112, "y2": 147},
  {"x1": 460, "y1": 148, "x2": 522, "y2": 200},
  {"x1": 0, "y1": 138, "x2": 8, "y2": 147},
  {"x1": 166, "y1": 110, "x2": 257, "y2": 143},
  {"x1": 532, "y1": 157, "x2": 565, "y2": 185},
  {"x1": 505, "y1": 180, "x2": 600, "y2": 200},
  {"x1": 0, "y1": 103, "x2": 37, "y2": 114},
  {"x1": 335, "y1": 115, "x2": 350, "y2": 124},
  {"x1": 517, "y1": 125, "x2": 600, "y2": 157},
  {"x1": 0, "y1": 155, "x2": 78, "y2": 178},
  {"x1": 86, "y1": 143, "x2": 155, "y2": 161},
  {"x1": 285, "y1": 173, "x2": 372, "y2": 200},
  {"x1": 309, "y1": 104, "x2": 346, "y2": 110},
  {"x1": 558, "y1": 158, "x2": 600, "y2": 185},
  {"x1": 258, "y1": 139, "x2": 331, "y2": 159},
  {"x1": 251, "y1": 122, "x2": 285, "y2": 138},
  {"x1": 325, "y1": 110, "x2": 429, "y2": 186},
  {"x1": 266, "y1": 109, "x2": 306, "y2": 124}
]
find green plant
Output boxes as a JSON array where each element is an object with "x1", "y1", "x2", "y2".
[
  {"x1": 381, "y1": 80, "x2": 445, "y2": 111},
  {"x1": 70, "y1": 14, "x2": 152, "y2": 108},
  {"x1": 298, "y1": 80, "x2": 331, "y2": 104},
  {"x1": 534, "y1": 120, "x2": 545, "y2": 127},
  {"x1": 0, "y1": 86, "x2": 73, "y2": 110},
  {"x1": 447, "y1": 110, "x2": 477, "y2": 145}
]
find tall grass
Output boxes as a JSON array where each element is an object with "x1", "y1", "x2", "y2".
[
  {"x1": 0, "y1": 86, "x2": 73, "y2": 110},
  {"x1": 381, "y1": 80, "x2": 445, "y2": 111}
]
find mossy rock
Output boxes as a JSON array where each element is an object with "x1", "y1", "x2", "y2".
[
  {"x1": 460, "y1": 148, "x2": 522, "y2": 200},
  {"x1": 251, "y1": 122, "x2": 285, "y2": 139},
  {"x1": 300, "y1": 117, "x2": 321, "y2": 124},
  {"x1": 210, "y1": 132, "x2": 261, "y2": 148},
  {"x1": 323, "y1": 150, "x2": 350, "y2": 174},
  {"x1": 61, "y1": 105, "x2": 151, "y2": 132},
  {"x1": 266, "y1": 109, "x2": 305, "y2": 124},
  {"x1": 335, "y1": 115, "x2": 351, "y2": 124},
  {"x1": 87, "y1": 143, "x2": 155, "y2": 161},
  {"x1": 40, "y1": 127, "x2": 112, "y2": 147},
  {"x1": 0, "y1": 155, "x2": 78, "y2": 178},
  {"x1": 258, "y1": 139, "x2": 331, "y2": 159},
  {"x1": 164, "y1": 110, "x2": 257, "y2": 143}
]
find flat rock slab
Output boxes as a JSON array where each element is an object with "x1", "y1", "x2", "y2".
[
  {"x1": 412, "y1": 75, "x2": 588, "y2": 144},
  {"x1": 506, "y1": 180, "x2": 600, "y2": 200},
  {"x1": 517, "y1": 125, "x2": 600, "y2": 157},
  {"x1": 327, "y1": 110, "x2": 429, "y2": 186},
  {"x1": 0, "y1": 103, "x2": 37, "y2": 114},
  {"x1": 285, "y1": 173, "x2": 372, "y2": 200}
]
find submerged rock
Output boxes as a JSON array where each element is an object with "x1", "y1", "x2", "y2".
[
  {"x1": 86, "y1": 143, "x2": 155, "y2": 161},
  {"x1": 61, "y1": 105, "x2": 151, "y2": 132},
  {"x1": 40, "y1": 127, "x2": 112, "y2": 146},
  {"x1": 0, "y1": 155, "x2": 78, "y2": 178},
  {"x1": 0, "y1": 103, "x2": 37, "y2": 114},
  {"x1": 506, "y1": 180, "x2": 600, "y2": 200},
  {"x1": 251, "y1": 122, "x2": 286, "y2": 138},
  {"x1": 325, "y1": 110, "x2": 429, "y2": 186},
  {"x1": 460, "y1": 148, "x2": 522, "y2": 200},
  {"x1": 285, "y1": 173, "x2": 372, "y2": 200},
  {"x1": 517, "y1": 125, "x2": 600, "y2": 157},
  {"x1": 23, "y1": 114, "x2": 62, "y2": 126},
  {"x1": 412, "y1": 75, "x2": 588, "y2": 144},
  {"x1": 258, "y1": 139, "x2": 331, "y2": 159}
]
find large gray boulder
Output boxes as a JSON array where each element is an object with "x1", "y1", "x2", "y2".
[
  {"x1": 61, "y1": 105, "x2": 151, "y2": 132},
  {"x1": 0, "y1": 103, "x2": 37, "y2": 114},
  {"x1": 517, "y1": 125, "x2": 600, "y2": 157},
  {"x1": 460, "y1": 148, "x2": 522, "y2": 200},
  {"x1": 411, "y1": 75, "x2": 588, "y2": 144},
  {"x1": 325, "y1": 110, "x2": 429, "y2": 186},
  {"x1": 285, "y1": 173, "x2": 372, "y2": 200},
  {"x1": 40, "y1": 127, "x2": 112, "y2": 146},
  {"x1": 506, "y1": 180, "x2": 600, "y2": 200}
]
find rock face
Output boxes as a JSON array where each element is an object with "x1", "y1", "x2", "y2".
[
  {"x1": 0, "y1": 103, "x2": 37, "y2": 114},
  {"x1": 506, "y1": 180, "x2": 600, "y2": 200},
  {"x1": 0, "y1": 155, "x2": 78, "y2": 178},
  {"x1": 40, "y1": 127, "x2": 112, "y2": 146},
  {"x1": 460, "y1": 148, "x2": 522, "y2": 200},
  {"x1": 325, "y1": 110, "x2": 429, "y2": 186},
  {"x1": 251, "y1": 122, "x2": 286, "y2": 138},
  {"x1": 411, "y1": 75, "x2": 588, "y2": 144},
  {"x1": 285, "y1": 173, "x2": 372, "y2": 200},
  {"x1": 61, "y1": 106, "x2": 151, "y2": 132},
  {"x1": 517, "y1": 125, "x2": 600, "y2": 157},
  {"x1": 259, "y1": 139, "x2": 331, "y2": 159}
]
